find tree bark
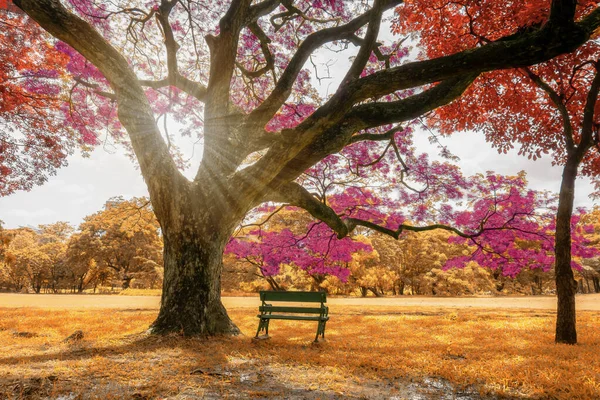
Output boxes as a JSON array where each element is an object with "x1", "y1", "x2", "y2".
[
  {"x1": 151, "y1": 232, "x2": 239, "y2": 336},
  {"x1": 554, "y1": 159, "x2": 579, "y2": 344},
  {"x1": 150, "y1": 190, "x2": 242, "y2": 336}
]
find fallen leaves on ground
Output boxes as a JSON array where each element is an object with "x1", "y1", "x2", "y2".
[{"x1": 0, "y1": 306, "x2": 599, "y2": 399}]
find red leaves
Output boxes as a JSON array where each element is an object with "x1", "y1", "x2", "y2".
[
  {"x1": 0, "y1": 12, "x2": 79, "y2": 196},
  {"x1": 396, "y1": 1, "x2": 600, "y2": 185}
]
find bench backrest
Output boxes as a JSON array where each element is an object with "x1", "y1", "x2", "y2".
[{"x1": 259, "y1": 290, "x2": 326, "y2": 303}]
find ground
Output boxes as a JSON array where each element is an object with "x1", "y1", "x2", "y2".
[
  {"x1": 4, "y1": 292, "x2": 600, "y2": 310},
  {"x1": 0, "y1": 294, "x2": 599, "y2": 399}
]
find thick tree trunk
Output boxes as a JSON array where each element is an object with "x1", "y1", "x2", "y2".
[
  {"x1": 150, "y1": 200, "x2": 241, "y2": 336},
  {"x1": 555, "y1": 160, "x2": 579, "y2": 344},
  {"x1": 151, "y1": 236, "x2": 239, "y2": 336}
]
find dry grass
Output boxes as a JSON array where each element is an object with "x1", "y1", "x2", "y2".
[
  {"x1": 0, "y1": 306, "x2": 599, "y2": 399},
  {"x1": 118, "y1": 289, "x2": 258, "y2": 297},
  {"x1": 118, "y1": 288, "x2": 162, "y2": 296}
]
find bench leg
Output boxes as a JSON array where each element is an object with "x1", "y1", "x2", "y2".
[
  {"x1": 255, "y1": 318, "x2": 270, "y2": 339},
  {"x1": 314, "y1": 320, "x2": 326, "y2": 342}
]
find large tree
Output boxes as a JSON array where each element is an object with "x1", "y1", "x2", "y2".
[
  {"x1": 395, "y1": 0, "x2": 600, "y2": 343},
  {"x1": 9, "y1": 0, "x2": 600, "y2": 335}
]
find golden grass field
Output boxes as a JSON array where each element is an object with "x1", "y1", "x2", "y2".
[{"x1": 1, "y1": 304, "x2": 599, "y2": 399}]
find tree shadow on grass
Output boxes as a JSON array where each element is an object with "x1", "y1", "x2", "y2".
[{"x1": 0, "y1": 332, "x2": 230, "y2": 366}]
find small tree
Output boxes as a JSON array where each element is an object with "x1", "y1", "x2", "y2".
[{"x1": 73, "y1": 197, "x2": 163, "y2": 290}]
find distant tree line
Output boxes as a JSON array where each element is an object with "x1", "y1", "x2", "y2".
[
  {"x1": 0, "y1": 197, "x2": 163, "y2": 293},
  {"x1": 2, "y1": 197, "x2": 599, "y2": 296}
]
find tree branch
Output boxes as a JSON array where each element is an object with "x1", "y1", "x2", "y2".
[
  {"x1": 73, "y1": 76, "x2": 116, "y2": 100},
  {"x1": 350, "y1": 125, "x2": 404, "y2": 144},
  {"x1": 147, "y1": 1, "x2": 207, "y2": 101},
  {"x1": 340, "y1": 0, "x2": 384, "y2": 85},
  {"x1": 267, "y1": 182, "x2": 350, "y2": 238},
  {"x1": 577, "y1": 61, "x2": 600, "y2": 156},
  {"x1": 15, "y1": 0, "x2": 185, "y2": 220},
  {"x1": 236, "y1": 22, "x2": 275, "y2": 78},
  {"x1": 266, "y1": 183, "x2": 481, "y2": 241},
  {"x1": 524, "y1": 67, "x2": 574, "y2": 152},
  {"x1": 138, "y1": 76, "x2": 207, "y2": 101},
  {"x1": 344, "y1": 218, "x2": 478, "y2": 240},
  {"x1": 238, "y1": 74, "x2": 476, "y2": 192},
  {"x1": 247, "y1": 0, "x2": 404, "y2": 126},
  {"x1": 336, "y1": 9, "x2": 600, "y2": 109},
  {"x1": 205, "y1": 0, "x2": 252, "y2": 105},
  {"x1": 549, "y1": 0, "x2": 577, "y2": 27},
  {"x1": 231, "y1": 6, "x2": 600, "y2": 205}
]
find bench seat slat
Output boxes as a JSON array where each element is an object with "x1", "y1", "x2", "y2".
[
  {"x1": 259, "y1": 306, "x2": 325, "y2": 314},
  {"x1": 257, "y1": 314, "x2": 329, "y2": 321},
  {"x1": 260, "y1": 291, "x2": 326, "y2": 303}
]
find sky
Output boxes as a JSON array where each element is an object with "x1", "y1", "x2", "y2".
[{"x1": 0, "y1": 7, "x2": 597, "y2": 229}]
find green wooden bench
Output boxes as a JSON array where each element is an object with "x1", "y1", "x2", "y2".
[{"x1": 255, "y1": 291, "x2": 329, "y2": 342}]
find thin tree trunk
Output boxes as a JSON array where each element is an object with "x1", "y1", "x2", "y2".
[
  {"x1": 555, "y1": 160, "x2": 578, "y2": 344},
  {"x1": 586, "y1": 278, "x2": 591, "y2": 293},
  {"x1": 265, "y1": 276, "x2": 283, "y2": 291}
]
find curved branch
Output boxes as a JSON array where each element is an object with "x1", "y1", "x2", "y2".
[
  {"x1": 340, "y1": 0, "x2": 384, "y2": 85},
  {"x1": 344, "y1": 74, "x2": 477, "y2": 130},
  {"x1": 349, "y1": 125, "x2": 404, "y2": 144},
  {"x1": 237, "y1": 74, "x2": 476, "y2": 193},
  {"x1": 336, "y1": 8, "x2": 600, "y2": 110},
  {"x1": 232, "y1": 7, "x2": 600, "y2": 201},
  {"x1": 147, "y1": 1, "x2": 207, "y2": 101},
  {"x1": 247, "y1": 0, "x2": 281, "y2": 25},
  {"x1": 236, "y1": 22, "x2": 275, "y2": 78},
  {"x1": 524, "y1": 67, "x2": 574, "y2": 152},
  {"x1": 578, "y1": 61, "x2": 600, "y2": 155},
  {"x1": 248, "y1": 0, "x2": 404, "y2": 126},
  {"x1": 265, "y1": 183, "x2": 481, "y2": 241},
  {"x1": 344, "y1": 218, "x2": 478, "y2": 240},
  {"x1": 267, "y1": 182, "x2": 350, "y2": 238},
  {"x1": 73, "y1": 76, "x2": 116, "y2": 100}
]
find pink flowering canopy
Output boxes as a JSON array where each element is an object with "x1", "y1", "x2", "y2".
[
  {"x1": 229, "y1": 168, "x2": 599, "y2": 281},
  {"x1": 226, "y1": 224, "x2": 370, "y2": 281}
]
